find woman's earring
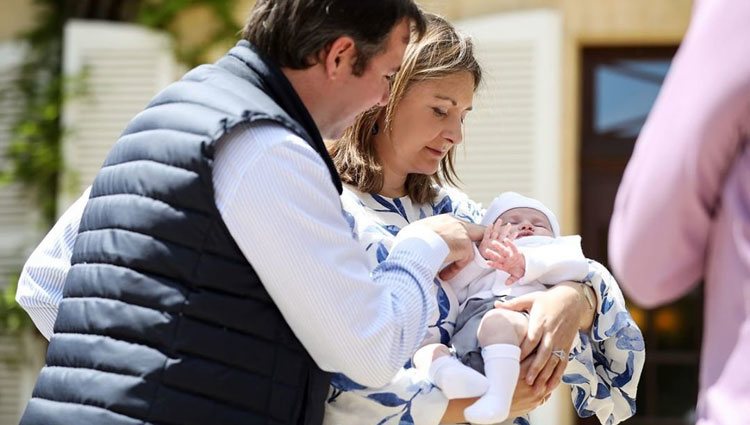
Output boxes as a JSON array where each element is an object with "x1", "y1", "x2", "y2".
[{"x1": 372, "y1": 122, "x2": 379, "y2": 135}]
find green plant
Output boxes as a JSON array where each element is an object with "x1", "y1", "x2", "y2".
[
  {"x1": 0, "y1": 277, "x2": 33, "y2": 335},
  {"x1": 1, "y1": 0, "x2": 65, "y2": 226},
  {"x1": 2, "y1": 0, "x2": 244, "y2": 226},
  {"x1": 0, "y1": 1, "x2": 243, "y2": 333},
  {"x1": 138, "y1": 0, "x2": 242, "y2": 67}
]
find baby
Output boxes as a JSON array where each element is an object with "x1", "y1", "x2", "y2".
[{"x1": 414, "y1": 192, "x2": 590, "y2": 424}]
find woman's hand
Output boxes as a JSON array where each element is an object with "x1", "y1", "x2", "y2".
[
  {"x1": 494, "y1": 282, "x2": 592, "y2": 390},
  {"x1": 508, "y1": 356, "x2": 554, "y2": 417},
  {"x1": 440, "y1": 357, "x2": 550, "y2": 424}
]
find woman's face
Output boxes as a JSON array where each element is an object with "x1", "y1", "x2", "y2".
[{"x1": 376, "y1": 72, "x2": 475, "y2": 179}]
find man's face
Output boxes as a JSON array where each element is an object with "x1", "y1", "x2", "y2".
[{"x1": 325, "y1": 19, "x2": 411, "y2": 139}]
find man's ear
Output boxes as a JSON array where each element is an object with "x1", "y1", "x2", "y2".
[{"x1": 322, "y1": 36, "x2": 356, "y2": 80}]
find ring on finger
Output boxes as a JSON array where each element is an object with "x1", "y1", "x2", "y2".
[{"x1": 551, "y1": 349, "x2": 566, "y2": 361}]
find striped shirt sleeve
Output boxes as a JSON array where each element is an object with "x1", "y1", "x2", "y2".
[
  {"x1": 15, "y1": 187, "x2": 91, "y2": 340},
  {"x1": 214, "y1": 123, "x2": 448, "y2": 387}
]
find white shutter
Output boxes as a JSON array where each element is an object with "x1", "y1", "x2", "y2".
[
  {"x1": 0, "y1": 41, "x2": 42, "y2": 425},
  {"x1": 455, "y1": 10, "x2": 562, "y2": 215},
  {"x1": 59, "y1": 20, "x2": 177, "y2": 213}
]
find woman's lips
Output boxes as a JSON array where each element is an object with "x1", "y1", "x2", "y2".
[{"x1": 426, "y1": 147, "x2": 444, "y2": 157}]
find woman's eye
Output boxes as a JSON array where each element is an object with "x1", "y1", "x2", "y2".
[{"x1": 432, "y1": 107, "x2": 448, "y2": 117}]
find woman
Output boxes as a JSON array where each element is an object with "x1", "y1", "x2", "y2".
[{"x1": 326, "y1": 14, "x2": 644, "y2": 425}]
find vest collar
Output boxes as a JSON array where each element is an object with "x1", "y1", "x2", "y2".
[{"x1": 224, "y1": 40, "x2": 343, "y2": 194}]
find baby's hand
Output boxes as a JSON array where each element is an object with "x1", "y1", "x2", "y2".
[
  {"x1": 484, "y1": 238, "x2": 526, "y2": 284},
  {"x1": 479, "y1": 219, "x2": 518, "y2": 260}
]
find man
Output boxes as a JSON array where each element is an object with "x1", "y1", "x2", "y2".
[
  {"x1": 609, "y1": 1, "x2": 750, "y2": 423},
  {"x1": 18, "y1": 2, "x2": 484, "y2": 424}
]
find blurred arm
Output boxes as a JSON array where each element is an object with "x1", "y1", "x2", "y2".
[{"x1": 608, "y1": 0, "x2": 750, "y2": 307}]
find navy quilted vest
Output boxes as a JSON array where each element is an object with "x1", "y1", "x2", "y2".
[{"x1": 20, "y1": 41, "x2": 339, "y2": 425}]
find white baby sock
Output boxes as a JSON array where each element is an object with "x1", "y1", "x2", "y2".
[
  {"x1": 428, "y1": 355, "x2": 489, "y2": 399},
  {"x1": 463, "y1": 344, "x2": 521, "y2": 424}
]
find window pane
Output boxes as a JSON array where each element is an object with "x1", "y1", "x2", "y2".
[{"x1": 594, "y1": 59, "x2": 671, "y2": 138}]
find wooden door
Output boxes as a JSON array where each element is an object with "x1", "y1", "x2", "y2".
[{"x1": 579, "y1": 46, "x2": 703, "y2": 425}]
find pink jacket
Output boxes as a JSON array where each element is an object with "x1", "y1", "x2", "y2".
[{"x1": 609, "y1": 1, "x2": 750, "y2": 423}]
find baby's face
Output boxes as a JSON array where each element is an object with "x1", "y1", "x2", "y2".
[{"x1": 497, "y1": 207, "x2": 554, "y2": 238}]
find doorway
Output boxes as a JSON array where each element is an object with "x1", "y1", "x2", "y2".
[{"x1": 578, "y1": 46, "x2": 702, "y2": 425}]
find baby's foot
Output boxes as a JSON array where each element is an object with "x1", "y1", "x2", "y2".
[{"x1": 429, "y1": 356, "x2": 489, "y2": 399}]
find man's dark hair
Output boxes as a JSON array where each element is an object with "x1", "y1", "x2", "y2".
[{"x1": 242, "y1": 0, "x2": 426, "y2": 76}]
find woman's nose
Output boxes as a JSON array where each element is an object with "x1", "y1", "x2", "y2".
[{"x1": 443, "y1": 118, "x2": 464, "y2": 145}]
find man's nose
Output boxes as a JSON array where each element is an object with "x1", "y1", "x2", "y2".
[{"x1": 377, "y1": 84, "x2": 391, "y2": 107}]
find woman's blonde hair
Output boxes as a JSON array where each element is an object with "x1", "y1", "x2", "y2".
[{"x1": 328, "y1": 13, "x2": 482, "y2": 204}]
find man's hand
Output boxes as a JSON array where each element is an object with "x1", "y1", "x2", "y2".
[{"x1": 413, "y1": 215, "x2": 484, "y2": 280}]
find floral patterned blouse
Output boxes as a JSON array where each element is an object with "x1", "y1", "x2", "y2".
[{"x1": 324, "y1": 184, "x2": 645, "y2": 425}]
